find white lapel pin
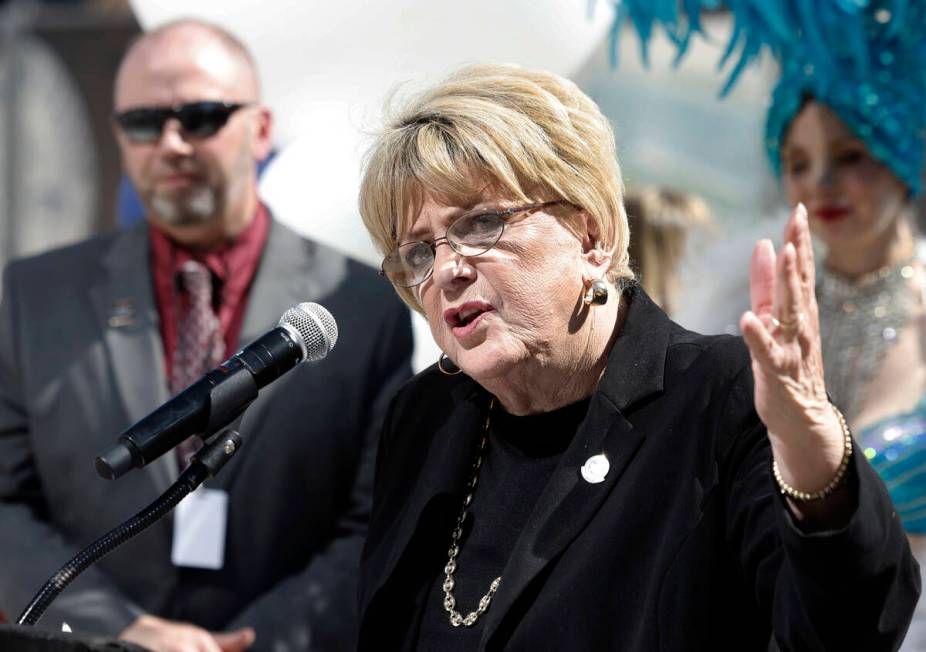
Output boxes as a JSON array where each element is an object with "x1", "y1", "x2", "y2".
[{"x1": 581, "y1": 454, "x2": 609, "y2": 484}]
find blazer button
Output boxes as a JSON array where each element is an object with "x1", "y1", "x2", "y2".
[{"x1": 580, "y1": 454, "x2": 609, "y2": 484}]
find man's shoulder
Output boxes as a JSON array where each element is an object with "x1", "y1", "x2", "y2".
[
  {"x1": 270, "y1": 220, "x2": 380, "y2": 277},
  {"x1": 4, "y1": 227, "x2": 137, "y2": 281},
  {"x1": 270, "y1": 222, "x2": 404, "y2": 312}
]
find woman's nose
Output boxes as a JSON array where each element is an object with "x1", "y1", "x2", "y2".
[
  {"x1": 814, "y1": 160, "x2": 836, "y2": 189},
  {"x1": 431, "y1": 241, "x2": 476, "y2": 289}
]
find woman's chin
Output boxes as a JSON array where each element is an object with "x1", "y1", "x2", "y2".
[
  {"x1": 456, "y1": 357, "x2": 505, "y2": 382},
  {"x1": 453, "y1": 344, "x2": 520, "y2": 383}
]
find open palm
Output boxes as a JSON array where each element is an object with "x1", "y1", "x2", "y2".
[{"x1": 739, "y1": 204, "x2": 846, "y2": 500}]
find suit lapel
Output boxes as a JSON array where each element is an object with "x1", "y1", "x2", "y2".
[
  {"x1": 362, "y1": 379, "x2": 488, "y2": 611},
  {"x1": 213, "y1": 219, "x2": 349, "y2": 490},
  {"x1": 238, "y1": 219, "x2": 348, "y2": 344},
  {"x1": 89, "y1": 224, "x2": 175, "y2": 490},
  {"x1": 481, "y1": 287, "x2": 673, "y2": 646}
]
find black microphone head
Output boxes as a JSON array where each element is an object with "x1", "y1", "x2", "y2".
[{"x1": 280, "y1": 302, "x2": 338, "y2": 362}]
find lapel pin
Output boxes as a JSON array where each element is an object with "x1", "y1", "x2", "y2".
[
  {"x1": 108, "y1": 298, "x2": 136, "y2": 328},
  {"x1": 580, "y1": 453, "x2": 609, "y2": 484}
]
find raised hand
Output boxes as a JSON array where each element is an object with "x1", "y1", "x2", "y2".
[{"x1": 740, "y1": 203, "x2": 850, "y2": 521}]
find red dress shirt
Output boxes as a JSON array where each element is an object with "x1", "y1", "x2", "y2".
[{"x1": 150, "y1": 205, "x2": 270, "y2": 380}]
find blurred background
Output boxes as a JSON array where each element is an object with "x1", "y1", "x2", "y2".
[{"x1": 0, "y1": 0, "x2": 786, "y2": 366}]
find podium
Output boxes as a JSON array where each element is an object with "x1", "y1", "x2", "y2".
[{"x1": 0, "y1": 624, "x2": 149, "y2": 651}]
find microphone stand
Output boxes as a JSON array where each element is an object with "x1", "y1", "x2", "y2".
[{"x1": 16, "y1": 428, "x2": 244, "y2": 627}]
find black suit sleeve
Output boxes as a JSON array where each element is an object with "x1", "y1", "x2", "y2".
[
  {"x1": 721, "y1": 364, "x2": 920, "y2": 651},
  {"x1": 224, "y1": 294, "x2": 414, "y2": 652}
]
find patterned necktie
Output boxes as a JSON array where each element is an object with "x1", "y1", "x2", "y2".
[{"x1": 171, "y1": 260, "x2": 225, "y2": 467}]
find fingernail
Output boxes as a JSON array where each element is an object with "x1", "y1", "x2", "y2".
[{"x1": 795, "y1": 202, "x2": 807, "y2": 224}]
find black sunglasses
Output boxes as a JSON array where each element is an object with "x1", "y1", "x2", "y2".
[{"x1": 113, "y1": 101, "x2": 251, "y2": 144}]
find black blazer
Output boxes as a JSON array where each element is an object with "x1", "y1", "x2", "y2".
[{"x1": 358, "y1": 287, "x2": 919, "y2": 651}]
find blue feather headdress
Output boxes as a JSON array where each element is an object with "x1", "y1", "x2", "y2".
[{"x1": 607, "y1": 0, "x2": 926, "y2": 195}]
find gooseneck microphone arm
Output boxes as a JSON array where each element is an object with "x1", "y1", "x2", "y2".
[{"x1": 17, "y1": 429, "x2": 244, "y2": 627}]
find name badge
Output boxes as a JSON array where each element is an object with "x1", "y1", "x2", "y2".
[{"x1": 171, "y1": 488, "x2": 228, "y2": 570}]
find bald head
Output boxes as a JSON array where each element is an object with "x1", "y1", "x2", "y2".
[{"x1": 115, "y1": 19, "x2": 260, "y2": 110}]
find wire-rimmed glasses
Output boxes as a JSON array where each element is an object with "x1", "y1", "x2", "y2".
[{"x1": 380, "y1": 201, "x2": 564, "y2": 288}]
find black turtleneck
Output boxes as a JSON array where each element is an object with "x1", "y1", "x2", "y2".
[{"x1": 414, "y1": 397, "x2": 591, "y2": 651}]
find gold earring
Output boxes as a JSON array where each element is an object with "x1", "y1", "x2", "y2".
[
  {"x1": 583, "y1": 278, "x2": 609, "y2": 306},
  {"x1": 437, "y1": 352, "x2": 463, "y2": 376}
]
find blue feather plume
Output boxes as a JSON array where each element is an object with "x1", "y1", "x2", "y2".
[{"x1": 604, "y1": 0, "x2": 926, "y2": 194}]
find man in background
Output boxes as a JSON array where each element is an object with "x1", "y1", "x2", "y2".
[{"x1": 0, "y1": 19, "x2": 413, "y2": 652}]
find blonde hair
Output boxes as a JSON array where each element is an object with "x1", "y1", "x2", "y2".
[
  {"x1": 625, "y1": 186, "x2": 711, "y2": 316},
  {"x1": 359, "y1": 63, "x2": 632, "y2": 311}
]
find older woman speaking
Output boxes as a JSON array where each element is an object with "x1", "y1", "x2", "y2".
[{"x1": 355, "y1": 64, "x2": 918, "y2": 651}]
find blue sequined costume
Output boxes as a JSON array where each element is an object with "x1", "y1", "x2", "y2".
[{"x1": 861, "y1": 396, "x2": 926, "y2": 534}]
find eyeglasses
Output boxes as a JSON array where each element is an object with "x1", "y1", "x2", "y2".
[
  {"x1": 380, "y1": 200, "x2": 565, "y2": 288},
  {"x1": 113, "y1": 101, "x2": 252, "y2": 144}
]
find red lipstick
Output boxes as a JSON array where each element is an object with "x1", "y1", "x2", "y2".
[{"x1": 815, "y1": 205, "x2": 850, "y2": 222}]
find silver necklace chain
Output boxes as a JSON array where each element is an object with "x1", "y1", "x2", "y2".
[
  {"x1": 442, "y1": 399, "x2": 502, "y2": 627},
  {"x1": 818, "y1": 259, "x2": 919, "y2": 422}
]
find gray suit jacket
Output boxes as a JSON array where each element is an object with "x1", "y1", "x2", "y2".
[{"x1": 0, "y1": 220, "x2": 414, "y2": 651}]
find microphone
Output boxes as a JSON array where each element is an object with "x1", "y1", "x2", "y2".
[{"x1": 95, "y1": 302, "x2": 338, "y2": 480}]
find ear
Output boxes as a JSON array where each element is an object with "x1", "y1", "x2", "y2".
[
  {"x1": 112, "y1": 120, "x2": 132, "y2": 155},
  {"x1": 250, "y1": 104, "x2": 274, "y2": 162},
  {"x1": 576, "y1": 209, "x2": 612, "y2": 282}
]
